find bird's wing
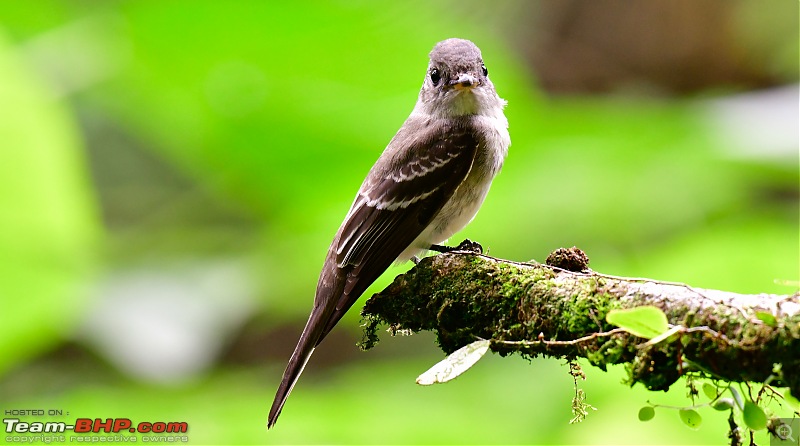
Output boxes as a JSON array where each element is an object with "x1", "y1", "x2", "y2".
[
  {"x1": 268, "y1": 119, "x2": 480, "y2": 429},
  {"x1": 324, "y1": 119, "x2": 480, "y2": 334}
]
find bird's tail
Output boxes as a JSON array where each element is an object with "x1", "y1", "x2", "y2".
[{"x1": 267, "y1": 306, "x2": 329, "y2": 428}]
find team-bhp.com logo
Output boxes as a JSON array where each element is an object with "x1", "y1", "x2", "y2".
[{"x1": 4, "y1": 417, "x2": 189, "y2": 443}]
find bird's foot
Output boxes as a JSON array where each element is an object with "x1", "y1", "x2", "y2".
[{"x1": 429, "y1": 238, "x2": 483, "y2": 255}]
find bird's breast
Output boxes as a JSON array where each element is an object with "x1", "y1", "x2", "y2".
[{"x1": 398, "y1": 114, "x2": 509, "y2": 261}]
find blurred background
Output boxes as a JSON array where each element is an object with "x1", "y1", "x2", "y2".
[{"x1": 0, "y1": 0, "x2": 797, "y2": 444}]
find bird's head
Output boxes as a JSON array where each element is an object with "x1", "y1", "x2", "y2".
[{"x1": 417, "y1": 38, "x2": 505, "y2": 118}]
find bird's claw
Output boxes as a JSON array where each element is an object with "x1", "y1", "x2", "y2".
[
  {"x1": 455, "y1": 238, "x2": 483, "y2": 254},
  {"x1": 429, "y1": 238, "x2": 483, "y2": 255}
]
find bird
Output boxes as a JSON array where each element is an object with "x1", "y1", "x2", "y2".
[{"x1": 267, "y1": 38, "x2": 510, "y2": 428}]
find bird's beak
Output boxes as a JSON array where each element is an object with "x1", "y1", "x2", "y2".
[{"x1": 450, "y1": 73, "x2": 479, "y2": 91}]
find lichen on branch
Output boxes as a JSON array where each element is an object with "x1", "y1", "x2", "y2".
[{"x1": 359, "y1": 251, "x2": 800, "y2": 395}]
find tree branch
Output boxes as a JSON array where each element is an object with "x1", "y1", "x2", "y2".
[{"x1": 360, "y1": 250, "x2": 800, "y2": 395}]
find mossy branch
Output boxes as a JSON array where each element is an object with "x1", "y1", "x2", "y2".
[{"x1": 360, "y1": 249, "x2": 800, "y2": 396}]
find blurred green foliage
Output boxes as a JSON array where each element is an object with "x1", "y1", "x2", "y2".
[
  {"x1": 0, "y1": 31, "x2": 98, "y2": 373},
  {"x1": 0, "y1": 1, "x2": 797, "y2": 444}
]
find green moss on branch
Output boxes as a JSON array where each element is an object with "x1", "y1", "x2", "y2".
[{"x1": 360, "y1": 252, "x2": 800, "y2": 395}]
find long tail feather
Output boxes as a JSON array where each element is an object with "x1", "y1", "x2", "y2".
[
  {"x1": 268, "y1": 255, "x2": 346, "y2": 429},
  {"x1": 267, "y1": 307, "x2": 328, "y2": 428}
]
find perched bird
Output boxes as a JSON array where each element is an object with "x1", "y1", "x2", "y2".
[{"x1": 268, "y1": 38, "x2": 510, "y2": 428}]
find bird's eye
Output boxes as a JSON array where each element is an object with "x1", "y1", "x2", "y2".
[
  {"x1": 481, "y1": 64, "x2": 488, "y2": 76},
  {"x1": 429, "y1": 68, "x2": 441, "y2": 84}
]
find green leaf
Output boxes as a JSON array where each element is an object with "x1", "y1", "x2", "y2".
[
  {"x1": 679, "y1": 408, "x2": 702, "y2": 430},
  {"x1": 416, "y1": 340, "x2": 490, "y2": 385},
  {"x1": 712, "y1": 398, "x2": 735, "y2": 411},
  {"x1": 702, "y1": 383, "x2": 717, "y2": 400},
  {"x1": 638, "y1": 406, "x2": 655, "y2": 421},
  {"x1": 606, "y1": 306, "x2": 669, "y2": 339},
  {"x1": 742, "y1": 401, "x2": 767, "y2": 431},
  {"x1": 755, "y1": 311, "x2": 777, "y2": 327},
  {"x1": 640, "y1": 325, "x2": 683, "y2": 347},
  {"x1": 0, "y1": 32, "x2": 98, "y2": 374}
]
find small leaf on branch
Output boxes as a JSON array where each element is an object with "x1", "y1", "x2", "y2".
[
  {"x1": 679, "y1": 408, "x2": 702, "y2": 430},
  {"x1": 742, "y1": 401, "x2": 767, "y2": 431},
  {"x1": 606, "y1": 306, "x2": 669, "y2": 339},
  {"x1": 416, "y1": 339, "x2": 490, "y2": 385},
  {"x1": 712, "y1": 398, "x2": 735, "y2": 411},
  {"x1": 640, "y1": 325, "x2": 683, "y2": 347},
  {"x1": 755, "y1": 311, "x2": 777, "y2": 327},
  {"x1": 702, "y1": 383, "x2": 717, "y2": 400},
  {"x1": 638, "y1": 406, "x2": 655, "y2": 421}
]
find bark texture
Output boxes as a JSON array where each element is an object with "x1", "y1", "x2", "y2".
[{"x1": 360, "y1": 252, "x2": 800, "y2": 395}]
